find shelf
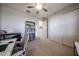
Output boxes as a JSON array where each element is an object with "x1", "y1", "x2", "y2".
[{"x1": 25, "y1": 21, "x2": 35, "y2": 42}]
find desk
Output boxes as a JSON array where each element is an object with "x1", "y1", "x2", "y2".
[
  {"x1": 75, "y1": 42, "x2": 79, "y2": 56},
  {"x1": 0, "y1": 33, "x2": 22, "y2": 41},
  {"x1": 0, "y1": 39, "x2": 17, "y2": 56}
]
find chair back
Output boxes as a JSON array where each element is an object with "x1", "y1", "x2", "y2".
[{"x1": 22, "y1": 33, "x2": 29, "y2": 50}]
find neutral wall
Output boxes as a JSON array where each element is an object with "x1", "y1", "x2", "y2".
[
  {"x1": 38, "y1": 19, "x2": 47, "y2": 39},
  {"x1": 48, "y1": 6, "x2": 79, "y2": 47},
  {"x1": 1, "y1": 5, "x2": 39, "y2": 38},
  {"x1": 0, "y1": 5, "x2": 1, "y2": 30}
]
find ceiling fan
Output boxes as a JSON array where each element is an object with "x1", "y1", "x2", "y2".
[{"x1": 26, "y1": 3, "x2": 48, "y2": 14}]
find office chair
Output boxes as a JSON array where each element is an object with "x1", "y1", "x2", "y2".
[{"x1": 12, "y1": 34, "x2": 29, "y2": 56}]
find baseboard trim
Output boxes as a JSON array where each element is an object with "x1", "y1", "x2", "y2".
[{"x1": 50, "y1": 39, "x2": 74, "y2": 48}]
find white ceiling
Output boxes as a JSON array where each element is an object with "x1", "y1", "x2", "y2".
[{"x1": 2, "y1": 3, "x2": 71, "y2": 19}]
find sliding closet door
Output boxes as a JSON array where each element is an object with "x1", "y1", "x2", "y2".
[{"x1": 48, "y1": 9, "x2": 79, "y2": 47}]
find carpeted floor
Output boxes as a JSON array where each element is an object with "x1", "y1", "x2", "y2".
[{"x1": 27, "y1": 39, "x2": 75, "y2": 56}]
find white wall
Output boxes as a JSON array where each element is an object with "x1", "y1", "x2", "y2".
[
  {"x1": 35, "y1": 19, "x2": 40, "y2": 38},
  {"x1": 0, "y1": 5, "x2": 1, "y2": 30},
  {"x1": 48, "y1": 8, "x2": 79, "y2": 47},
  {"x1": 38, "y1": 20, "x2": 47, "y2": 39},
  {"x1": 1, "y1": 5, "x2": 39, "y2": 38}
]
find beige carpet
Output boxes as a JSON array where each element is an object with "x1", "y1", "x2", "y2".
[{"x1": 27, "y1": 39, "x2": 74, "y2": 56}]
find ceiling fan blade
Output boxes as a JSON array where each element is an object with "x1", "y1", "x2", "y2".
[
  {"x1": 36, "y1": 11, "x2": 39, "y2": 14},
  {"x1": 42, "y1": 8, "x2": 48, "y2": 12},
  {"x1": 26, "y1": 10, "x2": 30, "y2": 13},
  {"x1": 27, "y1": 6, "x2": 34, "y2": 8}
]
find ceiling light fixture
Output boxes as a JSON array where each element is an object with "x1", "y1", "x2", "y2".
[
  {"x1": 36, "y1": 3, "x2": 42, "y2": 11},
  {"x1": 26, "y1": 3, "x2": 48, "y2": 14}
]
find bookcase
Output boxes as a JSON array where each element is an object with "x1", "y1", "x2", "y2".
[{"x1": 25, "y1": 21, "x2": 35, "y2": 42}]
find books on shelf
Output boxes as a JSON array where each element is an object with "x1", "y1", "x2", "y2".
[{"x1": 25, "y1": 21, "x2": 35, "y2": 42}]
